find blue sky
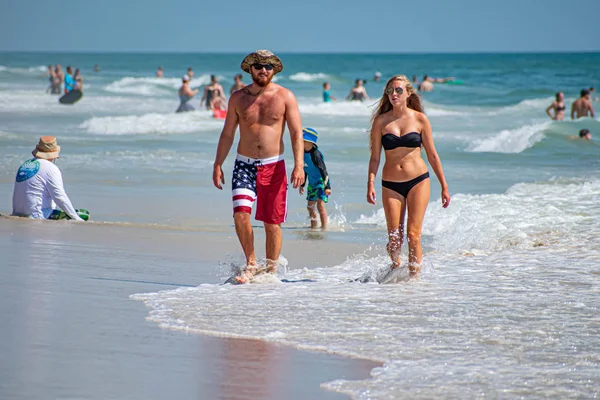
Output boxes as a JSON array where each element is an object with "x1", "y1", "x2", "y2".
[{"x1": 1, "y1": 0, "x2": 599, "y2": 52}]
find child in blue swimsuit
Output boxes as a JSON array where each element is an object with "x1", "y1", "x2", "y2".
[{"x1": 299, "y1": 127, "x2": 332, "y2": 229}]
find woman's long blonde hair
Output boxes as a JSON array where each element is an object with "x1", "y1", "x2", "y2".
[{"x1": 370, "y1": 75, "x2": 424, "y2": 126}]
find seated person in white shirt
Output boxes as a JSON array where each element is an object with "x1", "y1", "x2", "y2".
[{"x1": 12, "y1": 136, "x2": 89, "y2": 221}]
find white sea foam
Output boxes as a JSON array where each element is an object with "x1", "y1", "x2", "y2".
[
  {"x1": 131, "y1": 176, "x2": 600, "y2": 399},
  {"x1": 79, "y1": 111, "x2": 223, "y2": 135},
  {"x1": 103, "y1": 75, "x2": 212, "y2": 96},
  {"x1": 466, "y1": 121, "x2": 549, "y2": 153},
  {"x1": 289, "y1": 72, "x2": 329, "y2": 82},
  {"x1": 0, "y1": 65, "x2": 47, "y2": 75},
  {"x1": 299, "y1": 101, "x2": 374, "y2": 117},
  {"x1": 357, "y1": 177, "x2": 600, "y2": 253},
  {"x1": 0, "y1": 90, "x2": 173, "y2": 114}
]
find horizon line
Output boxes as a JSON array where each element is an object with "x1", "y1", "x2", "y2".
[{"x1": 1, "y1": 49, "x2": 599, "y2": 55}]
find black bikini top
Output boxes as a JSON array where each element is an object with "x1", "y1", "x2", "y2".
[{"x1": 382, "y1": 132, "x2": 422, "y2": 150}]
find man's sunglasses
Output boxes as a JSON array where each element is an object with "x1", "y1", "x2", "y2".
[
  {"x1": 385, "y1": 86, "x2": 404, "y2": 95},
  {"x1": 252, "y1": 63, "x2": 274, "y2": 71}
]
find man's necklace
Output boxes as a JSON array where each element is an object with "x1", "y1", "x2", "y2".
[{"x1": 244, "y1": 87, "x2": 263, "y2": 96}]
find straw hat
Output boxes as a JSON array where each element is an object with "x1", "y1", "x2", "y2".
[
  {"x1": 240, "y1": 50, "x2": 283, "y2": 74},
  {"x1": 32, "y1": 136, "x2": 61, "y2": 159}
]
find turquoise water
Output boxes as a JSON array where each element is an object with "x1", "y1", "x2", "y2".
[{"x1": 2, "y1": 52, "x2": 600, "y2": 399}]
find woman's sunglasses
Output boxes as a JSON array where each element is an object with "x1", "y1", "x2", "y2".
[
  {"x1": 385, "y1": 86, "x2": 404, "y2": 95},
  {"x1": 252, "y1": 63, "x2": 274, "y2": 71}
]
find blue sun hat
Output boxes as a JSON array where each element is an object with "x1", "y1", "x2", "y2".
[{"x1": 302, "y1": 127, "x2": 318, "y2": 145}]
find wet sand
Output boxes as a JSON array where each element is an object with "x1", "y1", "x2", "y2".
[{"x1": 0, "y1": 218, "x2": 379, "y2": 399}]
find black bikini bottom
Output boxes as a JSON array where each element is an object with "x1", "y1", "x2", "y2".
[{"x1": 381, "y1": 172, "x2": 430, "y2": 198}]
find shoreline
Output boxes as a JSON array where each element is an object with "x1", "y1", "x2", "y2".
[{"x1": 1, "y1": 218, "x2": 380, "y2": 400}]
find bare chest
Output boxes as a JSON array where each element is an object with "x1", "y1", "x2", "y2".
[{"x1": 238, "y1": 94, "x2": 286, "y2": 126}]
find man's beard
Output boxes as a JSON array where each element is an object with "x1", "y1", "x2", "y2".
[{"x1": 252, "y1": 73, "x2": 273, "y2": 87}]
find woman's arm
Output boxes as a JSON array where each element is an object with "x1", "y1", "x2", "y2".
[
  {"x1": 545, "y1": 103, "x2": 555, "y2": 119},
  {"x1": 420, "y1": 114, "x2": 450, "y2": 208},
  {"x1": 367, "y1": 116, "x2": 383, "y2": 204}
]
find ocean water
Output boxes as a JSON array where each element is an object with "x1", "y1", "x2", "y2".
[{"x1": 2, "y1": 52, "x2": 600, "y2": 399}]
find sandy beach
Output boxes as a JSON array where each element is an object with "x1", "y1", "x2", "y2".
[{"x1": 0, "y1": 218, "x2": 379, "y2": 400}]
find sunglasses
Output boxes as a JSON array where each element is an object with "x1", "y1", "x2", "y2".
[
  {"x1": 386, "y1": 86, "x2": 404, "y2": 95},
  {"x1": 252, "y1": 63, "x2": 274, "y2": 71}
]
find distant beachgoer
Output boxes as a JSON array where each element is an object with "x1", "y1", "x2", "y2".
[
  {"x1": 367, "y1": 75, "x2": 450, "y2": 279},
  {"x1": 590, "y1": 87, "x2": 598, "y2": 102},
  {"x1": 412, "y1": 75, "x2": 419, "y2": 85},
  {"x1": 156, "y1": 66, "x2": 163, "y2": 78},
  {"x1": 299, "y1": 128, "x2": 331, "y2": 229},
  {"x1": 176, "y1": 74, "x2": 198, "y2": 113},
  {"x1": 418, "y1": 75, "x2": 455, "y2": 92},
  {"x1": 201, "y1": 75, "x2": 227, "y2": 110},
  {"x1": 230, "y1": 74, "x2": 245, "y2": 95},
  {"x1": 579, "y1": 129, "x2": 592, "y2": 140},
  {"x1": 187, "y1": 67, "x2": 194, "y2": 80},
  {"x1": 571, "y1": 89, "x2": 595, "y2": 119},
  {"x1": 54, "y1": 64, "x2": 64, "y2": 93},
  {"x1": 546, "y1": 92, "x2": 565, "y2": 120},
  {"x1": 93, "y1": 64, "x2": 100, "y2": 73},
  {"x1": 212, "y1": 49, "x2": 304, "y2": 283},
  {"x1": 346, "y1": 79, "x2": 369, "y2": 101},
  {"x1": 12, "y1": 136, "x2": 86, "y2": 221},
  {"x1": 73, "y1": 68, "x2": 83, "y2": 91},
  {"x1": 64, "y1": 66, "x2": 75, "y2": 94},
  {"x1": 44, "y1": 65, "x2": 57, "y2": 93},
  {"x1": 322, "y1": 82, "x2": 336, "y2": 102},
  {"x1": 374, "y1": 71, "x2": 382, "y2": 82}
]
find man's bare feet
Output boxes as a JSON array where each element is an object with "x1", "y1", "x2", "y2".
[
  {"x1": 265, "y1": 259, "x2": 278, "y2": 274},
  {"x1": 234, "y1": 264, "x2": 258, "y2": 284}
]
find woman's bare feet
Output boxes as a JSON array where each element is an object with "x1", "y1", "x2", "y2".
[{"x1": 408, "y1": 262, "x2": 422, "y2": 279}]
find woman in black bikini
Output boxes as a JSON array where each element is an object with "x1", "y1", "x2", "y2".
[
  {"x1": 367, "y1": 75, "x2": 450, "y2": 278},
  {"x1": 545, "y1": 92, "x2": 565, "y2": 121}
]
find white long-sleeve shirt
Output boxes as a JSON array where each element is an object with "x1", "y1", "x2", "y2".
[{"x1": 12, "y1": 158, "x2": 83, "y2": 221}]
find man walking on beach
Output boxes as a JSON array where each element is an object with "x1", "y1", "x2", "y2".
[
  {"x1": 571, "y1": 89, "x2": 595, "y2": 119},
  {"x1": 212, "y1": 50, "x2": 304, "y2": 283}
]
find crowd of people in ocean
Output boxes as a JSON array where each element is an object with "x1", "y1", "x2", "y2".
[
  {"x1": 43, "y1": 64, "x2": 84, "y2": 95},
  {"x1": 22, "y1": 50, "x2": 596, "y2": 284},
  {"x1": 155, "y1": 65, "x2": 456, "y2": 115},
  {"x1": 546, "y1": 88, "x2": 596, "y2": 121}
]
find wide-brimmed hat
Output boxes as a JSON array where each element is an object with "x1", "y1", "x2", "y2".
[
  {"x1": 241, "y1": 50, "x2": 283, "y2": 74},
  {"x1": 302, "y1": 127, "x2": 318, "y2": 145},
  {"x1": 32, "y1": 136, "x2": 61, "y2": 159}
]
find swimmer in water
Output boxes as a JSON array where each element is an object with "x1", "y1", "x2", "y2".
[
  {"x1": 571, "y1": 89, "x2": 595, "y2": 119},
  {"x1": 176, "y1": 74, "x2": 198, "y2": 113},
  {"x1": 418, "y1": 75, "x2": 455, "y2": 92},
  {"x1": 346, "y1": 79, "x2": 369, "y2": 102},
  {"x1": 323, "y1": 82, "x2": 336, "y2": 102},
  {"x1": 230, "y1": 74, "x2": 246, "y2": 95},
  {"x1": 201, "y1": 75, "x2": 227, "y2": 110},
  {"x1": 546, "y1": 92, "x2": 566, "y2": 120}
]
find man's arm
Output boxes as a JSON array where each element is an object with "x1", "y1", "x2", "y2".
[
  {"x1": 46, "y1": 167, "x2": 83, "y2": 221},
  {"x1": 589, "y1": 102, "x2": 595, "y2": 118},
  {"x1": 213, "y1": 94, "x2": 240, "y2": 189},
  {"x1": 218, "y1": 84, "x2": 227, "y2": 101},
  {"x1": 284, "y1": 89, "x2": 305, "y2": 189},
  {"x1": 571, "y1": 102, "x2": 576, "y2": 120}
]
